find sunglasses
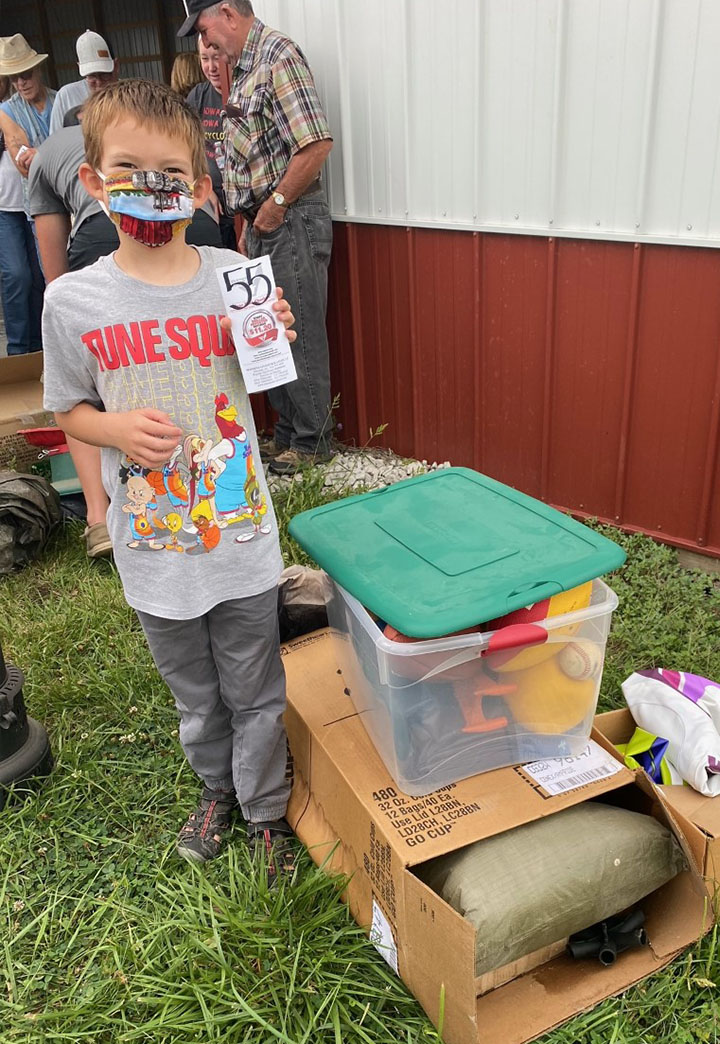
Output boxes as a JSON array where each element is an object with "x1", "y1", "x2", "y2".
[{"x1": 9, "y1": 71, "x2": 37, "y2": 83}]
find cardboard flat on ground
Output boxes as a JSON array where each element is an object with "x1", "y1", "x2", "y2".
[
  {"x1": 284, "y1": 631, "x2": 711, "y2": 1044},
  {"x1": 596, "y1": 708, "x2": 720, "y2": 894}
]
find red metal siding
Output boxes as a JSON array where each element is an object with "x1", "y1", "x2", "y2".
[{"x1": 325, "y1": 224, "x2": 720, "y2": 557}]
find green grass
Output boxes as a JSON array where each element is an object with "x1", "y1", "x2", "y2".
[{"x1": 2, "y1": 497, "x2": 720, "y2": 1042}]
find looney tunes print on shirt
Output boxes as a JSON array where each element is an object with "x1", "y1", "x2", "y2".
[{"x1": 119, "y1": 392, "x2": 270, "y2": 554}]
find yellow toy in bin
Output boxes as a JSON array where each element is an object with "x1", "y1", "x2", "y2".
[
  {"x1": 485, "y1": 581, "x2": 592, "y2": 673},
  {"x1": 502, "y1": 644, "x2": 598, "y2": 734}
]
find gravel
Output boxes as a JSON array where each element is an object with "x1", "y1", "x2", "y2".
[{"x1": 266, "y1": 447, "x2": 452, "y2": 495}]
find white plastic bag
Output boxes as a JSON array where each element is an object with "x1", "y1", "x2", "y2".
[{"x1": 622, "y1": 669, "x2": 720, "y2": 796}]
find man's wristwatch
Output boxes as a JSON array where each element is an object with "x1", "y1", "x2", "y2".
[{"x1": 272, "y1": 191, "x2": 288, "y2": 207}]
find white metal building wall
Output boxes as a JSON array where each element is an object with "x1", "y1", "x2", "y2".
[{"x1": 256, "y1": 0, "x2": 720, "y2": 248}]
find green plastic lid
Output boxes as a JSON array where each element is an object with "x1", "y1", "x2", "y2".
[{"x1": 288, "y1": 467, "x2": 626, "y2": 638}]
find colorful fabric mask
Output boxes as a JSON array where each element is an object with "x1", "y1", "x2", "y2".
[{"x1": 97, "y1": 169, "x2": 194, "y2": 247}]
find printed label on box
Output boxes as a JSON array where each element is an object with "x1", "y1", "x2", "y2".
[
  {"x1": 521, "y1": 740, "x2": 622, "y2": 796},
  {"x1": 370, "y1": 898, "x2": 399, "y2": 974},
  {"x1": 369, "y1": 784, "x2": 481, "y2": 850}
]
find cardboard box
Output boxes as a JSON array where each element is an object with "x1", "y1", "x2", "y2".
[
  {"x1": 284, "y1": 631, "x2": 712, "y2": 1044},
  {"x1": 595, "y1": 708, "x2": 720, "y2": 897},
  {"x1": 0, "y1": 353, "x2": 51, "y2": 471}
]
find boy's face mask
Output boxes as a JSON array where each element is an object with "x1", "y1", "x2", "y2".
[{"x1": 97, "y1": 169, "x2": 195, "y2": 248}]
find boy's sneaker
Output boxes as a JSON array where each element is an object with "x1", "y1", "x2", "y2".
[
  {"x1": 84, "y1": 522, "x2": 113, "y2": 560},
  {"x1": 246, "y1": 818, "x2": 297, "y2": 884},
  {"x1": 176, "y1": 786, "x2": 239, "y2": 863}
]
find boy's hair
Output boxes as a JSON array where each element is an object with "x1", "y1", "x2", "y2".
[{"x1": 82, "y1": 79, "x2": 208, "y2": 179}]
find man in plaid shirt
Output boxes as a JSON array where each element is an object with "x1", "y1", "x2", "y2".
[{"x1": 179, "y1": 0, "x2": 334, "y2": 476}]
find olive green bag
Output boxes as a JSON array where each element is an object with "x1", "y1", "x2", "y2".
[{"x1": 416, "y1": 802, "x2": 686, "y2": 975}]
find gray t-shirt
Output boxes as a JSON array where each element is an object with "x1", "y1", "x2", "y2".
[
  {"x1": 42, "y1": 246, "x2": 283, "y2": 619},
  {"x1": 28, "y1": 125, "x2": 101, "y2": 237},
  {"x1": 49, "y1": 80, "x2": 90, "y2": 134}
]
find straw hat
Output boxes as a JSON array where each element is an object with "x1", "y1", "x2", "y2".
[{"x1": 0, "y1": 35, "x2": 48, "y2": 76}]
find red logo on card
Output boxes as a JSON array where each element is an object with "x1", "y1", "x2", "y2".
[{"x1": 242, "y1": 309, "x2": 279, "y2": 347}]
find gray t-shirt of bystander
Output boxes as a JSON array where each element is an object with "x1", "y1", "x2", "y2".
[
  {"x1": 28, "y1": 125, "x2": 101, "y2": 238},
  {"x1": 49, "y1": 80, "x2": 90, "y2": 134}
]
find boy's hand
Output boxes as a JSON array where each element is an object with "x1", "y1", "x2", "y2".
[
  {"x1": 220, "y1": 287, "x2": 297, "y2": 343},
  {"x1": 105, "y1": 409, "x2": 183, "y2": 470}
]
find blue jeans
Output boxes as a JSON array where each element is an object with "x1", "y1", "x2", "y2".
[
  {"x1": 246, "y1": 189, "x2": 333, "y2": 454},
  {"x1": 0, "y1": 211, "x2": 44, "y2": 355}
]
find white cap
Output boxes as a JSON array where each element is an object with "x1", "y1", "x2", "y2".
[{"x1": 76, "y1": 30, "x2": 114, "y2": 76}]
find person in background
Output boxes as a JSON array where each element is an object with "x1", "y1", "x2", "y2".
[
  {"x1": 0, "y1": 73, "x2": 34, "y2": 355},
  {"x1": 185, "y1": 39, "x2": 236, "y2": 249},
  {"x1": 28, "y1": 108, "x2": 225, "y2": 559},
  {"x1": 178, "y1": 0, "x2": 335, "y2": 476},
  {"x1": 0, "y1": 36, "x2": 50, "y2": 355},
  {"x1": 0, "y1": 36, "x2": 55, "y2": 181},
  {"x1": 49, "y1": 31, "x2": 119, "y2": 133},
  {"x1": 170, "y1": 52, "x2": 204, "y2": 99}
]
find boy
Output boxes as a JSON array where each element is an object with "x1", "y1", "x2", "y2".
[{"x1": 42, "y1": 80, "x2": 297, "y2": 879}]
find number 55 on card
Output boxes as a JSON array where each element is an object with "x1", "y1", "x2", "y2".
[{"x1": 216, "y1": 255, "x2": 297, "y2": 393}]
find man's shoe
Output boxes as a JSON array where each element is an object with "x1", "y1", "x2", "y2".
[
  {"x1": 246, "y1": 818, "x2": 297, "y2": 884},
  {"x1": 83, "y1": 522, "x2": 113, "y2": 559},
  {"x1": 176, "y1": 786, "x2": 239, "y2": 863},
  {"x1": 268, "y1": 448, "x2": 334, "y2": 476},
  {"x1": 258, "y1": 436, "x2": 289, "y2": 461}
]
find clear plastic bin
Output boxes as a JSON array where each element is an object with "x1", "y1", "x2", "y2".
[{"x1": 327, "y1": 577, "x2": 619, "y2": 796}]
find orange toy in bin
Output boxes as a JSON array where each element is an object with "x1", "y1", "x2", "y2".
[
  {"x1": 383, "y1": 622, "x2": 482, "y2": 681},
  {"x1": 383, "y1": 623, "x2": 513, "y2": 734}
]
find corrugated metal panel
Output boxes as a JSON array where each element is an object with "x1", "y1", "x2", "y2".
[
  {"x1": 326, "y1": 224, "x2": 720, "y2": 557},
  {"x1": 257, "y1": 0, "x2": 720, "y2": 248},
  {"x1": 44, "y1": 0, "x2": 95, "y2": 83},
  {"x1": 0, "y1": 1, "x2": 40, "y2": 42}
]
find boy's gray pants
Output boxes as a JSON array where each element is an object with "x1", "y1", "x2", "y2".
[{"x1": 136, "y1": 587, "x2": 289, "y2": 823}]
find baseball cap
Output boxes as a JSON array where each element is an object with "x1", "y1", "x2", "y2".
[
  {"x1": 76, "y1": 30, "x2": 114, "y2": 76},
  {"x1": 177, "y1": 0, "x2": 220, "y2": 38}
]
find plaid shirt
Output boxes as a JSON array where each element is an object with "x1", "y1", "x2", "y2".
[{"x1": 223, "y1": 19, "x2": 332, "y2": 216}]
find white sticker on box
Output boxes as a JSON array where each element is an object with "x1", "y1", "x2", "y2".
[
  {"x1": 370, "y1": 899, "x2": 399, "y2": 974},
  {"x1": 216, "y1": 254, "x2": 297, "y2": 394},
  {"x1": 522, "y1": 740, "x2": 622, "y2": 796}
]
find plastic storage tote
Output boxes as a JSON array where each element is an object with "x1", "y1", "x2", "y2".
[
  {"x1": 327, "y1": 577, "x2": 619, "y2": 796},
  {"x1": 289, "y1": 468, "x2": 626, "y2": 638}
]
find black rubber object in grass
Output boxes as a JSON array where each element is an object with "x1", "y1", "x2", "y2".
[{"x1": 0, "y1": 641, "x2": 53, "y2": 810}]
